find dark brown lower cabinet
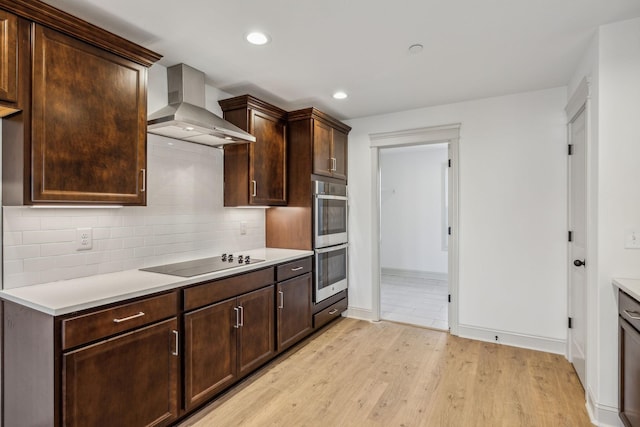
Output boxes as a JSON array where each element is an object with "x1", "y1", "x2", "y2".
[
  {"x1": 619, "y1": 290, "x2": 640, "y2": 427},
  {"x1": 277, "y1": 272, "x2": 312, "y2": 351},
  {"x1": 184, "y1": 298, "x2": 238, "y2": 410},
  {"x1": 184, "y1": 286, "x2": 275, "y2": 410},
  {"x1": 62, "y1": 318, "x2": 179, "y2": 427}
]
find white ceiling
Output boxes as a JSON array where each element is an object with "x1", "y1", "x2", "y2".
[{"x1": 43, "y1": 0, "x2": 640, "y2": 120}]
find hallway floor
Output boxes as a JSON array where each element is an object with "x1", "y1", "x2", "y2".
[{"x1": 380, "y1": 273, "x2": 448, "y2": 330}]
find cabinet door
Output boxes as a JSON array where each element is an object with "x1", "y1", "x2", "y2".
[
  {"x1": 249, "y1": 110, "x2": 287, "y2": 205},
  {"x1": 620, "y1": 317, "x2": 640, "y2": 427},
  {"x1": 0, "y1": 10, "x2": 17, "y2": 104},
  {"x1": 312, "y1": 120, "x2": 333, "y2": 178},
  {"x1": 332, "y1": 128, "x2": 348, "y2": 181},
  {"x1": 237, "y1": 286, "x2": 275, "y2": 376},
  {"x1": 184, "y1": 298, "x2": 238, "y2": 410},
  {"x1": 277, "y1": 272, "x2": 312, "y2": 351},
  {"x1": 31, "y1": 25, "x2": 147, "y2": 204},
  {"x1": 63, "y1": 318, "x2": 179, "y2": 427}
]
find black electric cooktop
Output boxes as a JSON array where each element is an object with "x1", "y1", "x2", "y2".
[{"x1": 140, "y1": 254, "x2": 264, "y2": 278}]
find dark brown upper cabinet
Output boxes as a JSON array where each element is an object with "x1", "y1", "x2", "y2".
[
  {"x1": 0, "y1": 9, "x2": 18, "y2": 116},
  {"x1": 219, "y1": 95, "x2": 287, "y2": 206},
  {"x1": 288, "y1": 108, "x2": 350, "y2": 181},
  {"x1": 0, "y1": 0, "x2": 161, "y2": 205}
]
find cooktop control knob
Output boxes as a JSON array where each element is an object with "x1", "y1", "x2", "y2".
[
  {"x1": 245, "y1": 255, "x2": 251, "y2": 264},
  {"x1": 221, "y1": 253, "x2": 227, "y2": 261},
  {"x1": 228, "y1": 254, "x2": 234, "y2": 262},
  {"x1": 238, "y1": 255, "x2": 244, "y2": 264}
]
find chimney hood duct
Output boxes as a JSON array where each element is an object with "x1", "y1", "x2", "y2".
[{"x1": 147, "y1": 64, "x2": 256, "y2": 146}]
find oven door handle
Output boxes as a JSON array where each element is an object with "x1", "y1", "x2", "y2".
[
  {"x1": 315, "y1": 194, "x2": 348, "y2": 201},
  {"x1": 315, "y1": 243, "x2": 349, "y2": 254}
]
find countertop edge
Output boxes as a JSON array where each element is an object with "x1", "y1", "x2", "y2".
[
  {"x1": 0, "y1": 249, "x2": 314, "y2": 316},
  {"x1": 613, "y1": 277, "x2": 640, "y2": 302}
]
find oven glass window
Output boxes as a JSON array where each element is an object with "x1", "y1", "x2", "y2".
[
  {"x1": 317, "y1": 247, "x2": 347, "y2": 290},
  {"x1": 317, "y1": 199, "x2": 347, "y2": 237}
]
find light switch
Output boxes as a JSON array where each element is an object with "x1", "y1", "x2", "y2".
[{"x1": 625, "y1": 230, "x2": 640, "y2": 249}]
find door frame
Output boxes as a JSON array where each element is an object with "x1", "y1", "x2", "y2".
[
  {"x1": 565, "y1": 77, "x2": 591, "y2": 387},
  {"x1": 369, "y1": 124, "x2": 460, "y2": 335}
]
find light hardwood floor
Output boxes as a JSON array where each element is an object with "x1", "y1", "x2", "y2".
[{"x1": 179, "y1": 318, "x2": 593, "y2": 427}]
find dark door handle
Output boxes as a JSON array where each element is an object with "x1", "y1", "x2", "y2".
[{"x1": 573, "y1": 259, "x2": 586, "y2": 267}]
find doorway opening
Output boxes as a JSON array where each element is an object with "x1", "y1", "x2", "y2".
[
  {"x1": 379, "y1": 143, "x2": 449, "y2": 329},
  {"x1": 369, "y1": 124, "x2": 460, "y2": 334}
]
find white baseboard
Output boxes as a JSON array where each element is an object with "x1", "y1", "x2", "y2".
[
  {"x1": 587, "y1": 389, "x2": 622, "y2": 427},
  {"x1": 344, "y1": 306, "x2": 375, "y2": 322},
  {"x1": 457, "y1": 324, "x2": 566, "y2": 355},
  {"x1": 381, "y1": 268, "x2": 448, "y2": 281}
]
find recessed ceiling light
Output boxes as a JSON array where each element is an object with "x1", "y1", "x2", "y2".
[
  {"x1": 246, "y1": 32, "x2": 271, "y2": 45},
  {"x1": 333, "y1": 91, "x2": 348, "y2": 100},
  {"x1": 408, "y1": 43, "x2": 424, "y2": 54}
]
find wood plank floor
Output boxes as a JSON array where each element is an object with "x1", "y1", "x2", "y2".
[{"x1": 179, "y1": 318, "x2": 593, "y2": 427}]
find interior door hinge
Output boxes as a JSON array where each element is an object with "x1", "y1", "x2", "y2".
[
  {"x1": 448, "y1": 159, "x2": 451, "y2": 167},
  {"x1": 568, "y1": 317, "x2": 573, "y2": 329},
  {"x1": 448, "y1": 226, "x2": 451, "y2": 235},
  {"x1": 568, "y1": 144, "x2": 573, "y2": 155},
  {"x1": 448, "y1": 294, "x2": 451, "y2": 303},
  {"x1": 568, "y1": 231, "x2": 573, "y2": 242}
]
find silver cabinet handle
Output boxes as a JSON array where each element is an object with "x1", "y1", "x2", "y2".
[
  {"x1": 140, "y1": 169, "x2": 146, "y2": 192},
  {"x1": 624, "y1": 309, "x2": 640, "y2": 320},
  {"x1": 172, "y1": 330, "x2": 179, "y2": 356},
  {"x1": 251, "y1": 180, "x2": 257, "y2": 197},
  {"x1": 238, "y1": 305, "x2": 244, "y2": 327},
  {"x1": 113, "y1": 312, "x2": 145, "y2": 323},
  {"x1": 328, "y1": 308, "x2": 339, "y2": 315},
  {"x1": 332, "y1": 158, "x2": 337, "y2": 171},
  {"x1": 233, "y1": 307, "x2": 240, "y2": 329},
  {"x1": 278, "y1": 291, "x2": 284, "y2": 309},
  {"x1": 291, "y1": 266, "x2": 304, "y2": 272}
]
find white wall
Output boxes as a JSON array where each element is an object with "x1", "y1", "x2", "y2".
[
  {"x1": 346, "y1": 87, "x2": 568, "y2": 347},
  {"x1": 1, "y1": 64, "x2": 266, "y2": 289},
  {"x1": 380, "y1": 144, "x2": 448, "y2": 274}
]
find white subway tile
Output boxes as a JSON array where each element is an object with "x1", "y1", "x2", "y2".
[
  {"x1": 95, "y1": 239, "x2": 123, "y2": 251},
  {"x1": 41, "y1": 216, "x2": 73, "y2": 230},
  {"x1": 4, "y1": 216, "x2": 41, "y2": 231},
  {"x1": 40, "y1": 242, "x2": 75, "y2": 257},
  {"x1": 4, "y1": 260, "x2": 24, "y2": 275},
  {"x1": 134, "y1": 246, "x2": 155, "y2": 258},
  {"x1": 3, "y1": 232, "x2": 23, "y2": 246},
  {"x1": 123, "y1": 237, "x2": 145, "y2": 248},
  {"x1": 23, "y1": 229, "x2": 75, "y2": 244},
  {"x1": 3, "y1": 272, "x2": 42, "y2": 289},
  {"x1": 4, "y1": 245, "x2": 40, "y2": 260},
  {"x1": 92, "y1": 228, "x2": 111, "y2": 240}
]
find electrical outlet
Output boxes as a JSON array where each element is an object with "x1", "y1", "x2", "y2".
[
  {"x1": 76, "y1": 228, "x2": 93, "y2": 251},
  {"x1": 240, "y1": 221, "x2": 247, "y2": 235}
]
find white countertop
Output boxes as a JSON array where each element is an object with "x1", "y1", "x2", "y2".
[
  {"x1": 0, "y1": 248, "x2": 313, "y2": 316},
  {"x1": 613, "y1": 278, "x2": 640, "y2": 301}
]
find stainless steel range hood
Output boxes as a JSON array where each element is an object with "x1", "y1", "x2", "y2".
[{"x1": 147, "y1": 64, "x2": 256, "y2": 146}]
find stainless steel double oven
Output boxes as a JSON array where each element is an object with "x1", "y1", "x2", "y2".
[{"x1": 313, "y1": 179, "x2": 348, "y2": 303}]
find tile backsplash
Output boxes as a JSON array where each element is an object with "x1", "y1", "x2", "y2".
[{"x1": 2, "y1": 135, "x2": 266, "y2": 289}]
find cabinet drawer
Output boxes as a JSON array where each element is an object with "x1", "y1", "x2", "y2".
[
  {"x1": 313, "y1": 298, "x2": 347, "y2": 329},
  {"x1": 620, "y1": 290, "x2": 640, "y2": 332},
  {"x1": 184, "y1": 267, "x2": 275, "y2": 311},
  {"x1": 276, "y1": 257, "x2": 312, "y2": 282},
  {"x1": 62, "y1": 292, "x2": 177, "y2": 350}
]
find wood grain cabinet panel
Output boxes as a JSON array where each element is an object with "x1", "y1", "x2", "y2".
[
  {"x1": 219, "y1": 95, "x2": 287, "y2": 206},
  {"x1": 184, "y1": 285, "x2": 275, "y2": 409},
  {"x1": 30, "y1": 24, "x2": 147, "y2": 204},
  {"x1": 184, "y1": 298, "x2": 238, "y2": 410},
  {"x1": 0, "y1": 9, "x2": 18, "y2": 106},
  {"x1": 288, "y1": 108, "x2": 350, "y2": 181},
  {"x1": 277, "y1": 272, "x2": 312, "y2": 351},
  {"x1": 63, "y1": 318, "x2": 179, "y2": 427}
]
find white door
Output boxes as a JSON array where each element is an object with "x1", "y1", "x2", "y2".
[{"x1": 568, "y1": 106, "x2": 587, "y2": 387}]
